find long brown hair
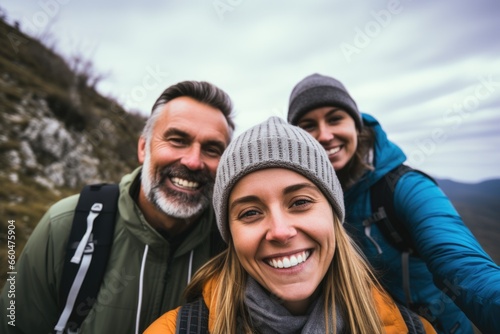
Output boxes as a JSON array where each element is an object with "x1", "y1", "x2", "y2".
[
  {"x1": 185, "y1": 214, "x2": 385, "y2": 334},
  {"x1": 336, "y1": 126, "x2": 376, "y2": 190}
]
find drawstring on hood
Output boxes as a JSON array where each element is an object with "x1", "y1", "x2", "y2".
[
  {"x1": 134, "y1": 245, "x2": 195, "y2": 333},
  {"x1": 135, "y1": 244, "x2": 149, "y2": 334},
  {"x1": 187, "y1": 250, "x2": 194, "y2": 284}
]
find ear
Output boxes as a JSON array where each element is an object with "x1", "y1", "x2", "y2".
[{"x1": 138, "y1": 135, "x2": 147, "y2": 164}]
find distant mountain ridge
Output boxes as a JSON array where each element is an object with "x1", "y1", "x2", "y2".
[
  {"x1": 438, "y1": 178, "x2": 500, "y2": 204},
  {"x1": 437, "y1": 178, "x2": 500, "y2": 264}
]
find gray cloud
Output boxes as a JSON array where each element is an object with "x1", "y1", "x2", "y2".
[{"x1": 1, "y1": 0, "x2": 499, "y2": 182}]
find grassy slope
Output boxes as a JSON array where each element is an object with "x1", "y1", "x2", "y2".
[{"x1": 0, "y1": 18, "x2": 145, "y2": 288}]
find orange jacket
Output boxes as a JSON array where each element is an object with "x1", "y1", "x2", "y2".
[{"x1": 144, "y1": 278, "x2": 436, "y2": 334}]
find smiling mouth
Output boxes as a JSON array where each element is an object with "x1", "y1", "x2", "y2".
[
  {"x1": 326, "y1": 146, "x2": 340, "y2": 155},
  {"x1": 266, "y1": 250, "x2": 311, "y2": 269},
  {"x1": 170, "y1": 177, "x2": 200, "y2": 190}
]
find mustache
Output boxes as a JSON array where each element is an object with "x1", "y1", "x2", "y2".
[{"x1": 157, "y1": 162, "x2": 213, "y2": 186}]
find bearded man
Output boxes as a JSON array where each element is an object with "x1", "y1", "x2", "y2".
[{"x1": 0, "y1": 81, "x2": 234, "y2": 334}]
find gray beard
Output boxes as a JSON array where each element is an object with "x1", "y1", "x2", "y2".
[{"x1": 141, "y1": 153, "x2": 211, "y2": 219}]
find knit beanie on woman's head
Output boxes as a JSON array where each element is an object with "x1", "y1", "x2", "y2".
[
  {"x1": 287, "y1": 73, "x2": 362, "y2": 129},
  {"x1": 213, "y1": 116, "x2": 345, "y2": 243}
]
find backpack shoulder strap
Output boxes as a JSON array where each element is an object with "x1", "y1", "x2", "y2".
[
  {"x1": 396, "y1": 302, "x2": 426, "y2": 334},
  {"x1": 365, "y1": 165, "x2": 437, "y2": 309},
  {"x1": 368, "y1": 164, "x2": 417, "y2": 254},
  {"x1": 367, "y1": 164, "x2": 436, "y2": 255},
  {"x1": 55, "y1": 183, "x2": 119, "y2": 333},
  {"x1": 175, "y1": 297, "x2": 209, "y2": 334}
]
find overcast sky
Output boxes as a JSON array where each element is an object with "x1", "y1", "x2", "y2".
[{"x1": 2, "y1": 0, "x2": 499, "y2": 183}]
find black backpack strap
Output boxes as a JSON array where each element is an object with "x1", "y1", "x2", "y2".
[
  {"x1": 365, "y1": 164, "x2": 437, "y2": 255},
  {"x1": 55, "y1": 183, "x2": 119, "y2": 333},
  {"x1": 364, "y1": 164, "x2": 436, "y2": 309},
  {"x1": 176, "y1": 297, "x2": 209, "y2": 334},
  {"x1": 366, "y1": 164, "x2": 417, "y2": 254},
  {"x1": 396, "y1": 303, "x2": 426, "y2": 334}
]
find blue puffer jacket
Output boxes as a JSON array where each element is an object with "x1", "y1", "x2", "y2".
[{"x1": 344, "y1": 114, "x2": 500, "y2": 334}]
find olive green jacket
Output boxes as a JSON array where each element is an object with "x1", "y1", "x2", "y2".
[{"x1": 0, "y1": 167, "x2": 219, "y2": 333}]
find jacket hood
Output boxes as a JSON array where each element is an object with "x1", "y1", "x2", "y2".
[
  {"x1": 346, "y1": 114, "x2": 406, "y2": 197},
  {"x1": 118, "y1": 167, "x2": 214, "y2": 257}
]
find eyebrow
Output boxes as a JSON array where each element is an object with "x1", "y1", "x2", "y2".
[
  {"x1": 229, "y1": 182, "x2": 319, "y2": 211},
  {"x1": 202, "y1": 139, "x2": 227, "y2": 153},
  {"x1": 164, "y1": 127, "x2": 227, "y2": 151},
  {"x1": 324, "y1": 107, "x2": 341, "y2": 117},
  {"x1": 299, "y1": 107, "x2": 340, "y2": 123},
  {"x1": 229, "y1": 195, "x2": 261, "y2": 212},
  {"x1": 163, "y1": 127, "x2": 190, "y2": 139},
  {"x1": 283, "y1": 182, "x2": 319, "y2": 195}
]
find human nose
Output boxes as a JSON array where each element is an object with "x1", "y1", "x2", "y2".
[
  {"x1": 317, "y1": 122, "x2": 334, "y2": 143},
  {"x1": 180, "y1": 145, "x2": 205, "y2": 170},
  {"x1": 265, "y1": 212, "x2": 297, "y2": 244}
]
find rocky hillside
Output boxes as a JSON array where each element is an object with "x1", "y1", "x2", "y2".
[{"x1": 0, "y1": 18, "x2": 146, "y2": 285}]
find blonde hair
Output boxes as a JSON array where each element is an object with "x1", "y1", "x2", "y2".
[{"x1": 185, "y1": 213, "x2": 385, "y2": 334}]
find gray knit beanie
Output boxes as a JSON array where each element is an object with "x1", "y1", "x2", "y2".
[
  {"x1": 287, "y1": 73, "x2": 362, "y2": 129},
  {"x1": 213, "y1": 116, "x2": 345, "y2": 243}
]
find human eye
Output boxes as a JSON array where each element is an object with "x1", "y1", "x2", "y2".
[
  {"x1": 290, "y1": 197, "x2": 314, "y2": 210},
  {"x1": 204, "y1": 145, "x2": 224, "y2": 158},
  {"x1": 167, "y1": 136, "x2": 187, "y2": 146},
  {"x1": 327, "y1": 115, "x2": 342, "y2": 125},
  {"x1": 235, "y1": 208, "x2": 263, "y2": 223},
  {"x1": 297, "y1": 121, "x2": 316, "y2": 133},
  {"x1": 328, "y1": 110, "x2": 353, "y2": 124},
  {"x1": 163, "y1": 129, "x2": 191, "y2": 147}
]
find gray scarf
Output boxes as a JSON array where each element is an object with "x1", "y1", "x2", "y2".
[{"x1": 244, "y1": 277, "x2": 345, "y2": 334}]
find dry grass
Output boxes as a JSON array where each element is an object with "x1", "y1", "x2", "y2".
[{"x1": 0, "y1": 18, "x2": 145, "y2": 289}]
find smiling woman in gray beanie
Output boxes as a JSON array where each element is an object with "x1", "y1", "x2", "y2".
[
  {"x1": 287, "y1": 73, "x2": 500, "y2": 334},
  {"x1": 145, "y1": 116, "x2": 435, "y2": 334}
]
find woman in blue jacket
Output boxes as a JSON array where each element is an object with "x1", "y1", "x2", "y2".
[{"x1": 286, "y1": 73, "x2": 500, "y2": 334}]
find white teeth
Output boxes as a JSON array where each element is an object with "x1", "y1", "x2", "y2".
[
  {"x1": 171, "y1": 177, "x2": 199, "y2": 189},
  {"x1": 267, "y1": 250, "x2": 310, "y2": 269},
  {"x1": 297, "y1": 254, "x2": 303, "y2": 262},
  {"x1": 326, "y1": 147, "x2": 340, "y2": 155}
]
